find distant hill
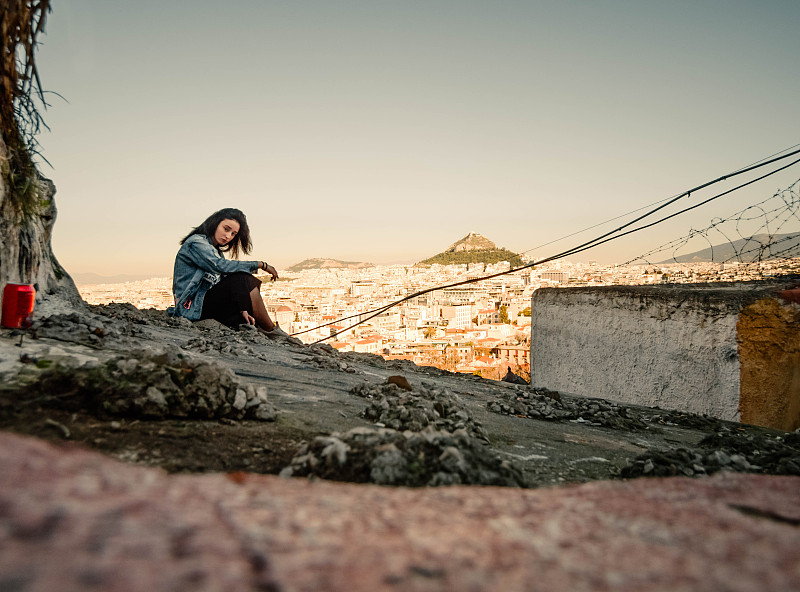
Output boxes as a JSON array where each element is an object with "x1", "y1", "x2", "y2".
[
  {"x1": 287, "y1": 258, "x2": 374, "y2": 272},
  {"x1": 418, "y1": 232, "x2": 524, "y2": 267},
  {"x1": 445, "y1": 231, "x2": 497, "y2": 252},
  {"x1": 658, "y1": 233, "x2": 800, "y2": 263}
]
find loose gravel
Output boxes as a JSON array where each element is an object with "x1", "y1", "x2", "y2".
[
  {"x1": 621, "y1": 427, "x2": 800, "y2": 478},
  {"x1": 351, "y1": 380, "x2": 489, "y2": 441},
  {"x1": 487, "y1": 385, "x2": 650, "y2": 431}
]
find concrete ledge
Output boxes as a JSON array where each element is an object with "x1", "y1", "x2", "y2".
[{"x1": 531, "y1": 279, "x2": 800, "y2": 430}]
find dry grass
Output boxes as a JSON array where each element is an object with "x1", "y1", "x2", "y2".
[{"x1": 0, "y1": 0, "x2": 51, "y2": 215}]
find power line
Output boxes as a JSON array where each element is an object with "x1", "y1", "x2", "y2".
[
  {"x1": 528, "y1": 149, "x2": 800, "y2": 263},
  {"x1": 518, "y1": 142, "x2": 800, "y2": 257},
  {"x1": 518, "y1": 196, "x2": 676, "y2": 257},
  {"x1": 291, "y1": 147, "x2": 800, "y2": 343},
  {"x1": 296, "y1": 151, "x2": 800, "y2": 343},
  {"x1": 566, "y1": 158, "x2": 800, "y2": 262},
  {"x1": 729, "y1": 142, "x2": 800, "y2": 175}
]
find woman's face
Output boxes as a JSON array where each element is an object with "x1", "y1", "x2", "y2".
[{"x1": 213, "y1": 218, "x2": 240, "y2": 247}]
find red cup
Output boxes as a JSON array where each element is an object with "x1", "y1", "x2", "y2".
[{"x1": 2, "y1": 283, "x2": 36, "y2": 328}]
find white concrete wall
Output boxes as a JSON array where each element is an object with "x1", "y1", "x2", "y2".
[{"x1": 531, "y1": 287, "x2": 741, "y2": 421}]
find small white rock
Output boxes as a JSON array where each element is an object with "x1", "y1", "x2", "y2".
[{"x1": 233, "y1": 388, "x2": 247, "y2": 410}]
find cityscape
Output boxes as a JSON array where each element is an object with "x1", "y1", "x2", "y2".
[{"x1": 76, "y1": 255, "x2": 800, "y2": 382}]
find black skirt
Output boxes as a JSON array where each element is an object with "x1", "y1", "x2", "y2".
[{"x1": 200, "y1": 272, "x2": 262, "y2": 328}]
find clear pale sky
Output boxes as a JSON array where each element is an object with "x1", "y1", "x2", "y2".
[{"x1": 35, "y1": 0, "x2": 800, "y2": 277}]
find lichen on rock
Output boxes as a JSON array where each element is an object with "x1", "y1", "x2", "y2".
[
  {"x1": 18, "y1": 346, "x2": 276, "y2": 422},
  {"x1": 351, "y1": 379, "x2": 489, "y2": 441},
  {"x1": 280, "y1": 426, "x2": 527, "y2": 487},
  {"x1": 621, "y1": 427, "x2": 800, "y2": 478},
  {"x1": 487, "y1": 384, "x2": 650, "y2": 431}
]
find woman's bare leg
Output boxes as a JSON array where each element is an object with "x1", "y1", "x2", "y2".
[{"x1": 249, "y1": 287, "x2": 276, "y2": 331}]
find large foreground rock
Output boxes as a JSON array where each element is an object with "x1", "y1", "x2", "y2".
[{"x1": 1, "y1": 432, "x2": 798, "y2": 591}]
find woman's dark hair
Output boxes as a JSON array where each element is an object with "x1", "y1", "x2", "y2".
[{"x1": 180, "y1": 208, "x2": 252, "y2": 259}]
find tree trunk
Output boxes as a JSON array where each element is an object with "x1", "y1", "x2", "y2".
[{"x1": 0, "y1": 137, "x2": 83, "y2": 316}]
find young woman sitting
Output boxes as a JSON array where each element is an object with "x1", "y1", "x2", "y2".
[{"x1": 169, "y1": 207, "x2": 289, "y2": 337}]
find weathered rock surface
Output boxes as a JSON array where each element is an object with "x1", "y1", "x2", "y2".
[
  {"x1": 280, "y1": 426, "x2": 526, "y2": 487},
  {"x1": 623, "y1": 426, "x2": 800, "y2": 478},
  {"x1": 1, "y1": 431, "x2": 799, "y2": 592},
  {"x1": 17, "y1": 346, "x2": 276, "y2": 422},
  {"x1": 4, "y1": 298, "x2": 800, "y2": 589},
  {"x1": 488, "y1": 384, "x2": 651, "y2": 430},
  {"x1": 353, "y1": 380, "x2": 490, "y2": 439},
  {"x1": 0, "y1": 154, "x2": 83, "y2": 315},
  {"x1": 3, "y1": 304, "x2": 799, "y2": 489}
]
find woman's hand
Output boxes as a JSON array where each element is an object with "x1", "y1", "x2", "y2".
[
  {"x1": 241, "y1": 310, "x2": 256, "y2": 325},
  {"x1": 258, "y1": 261, "x2": 279, "y2": 281}
]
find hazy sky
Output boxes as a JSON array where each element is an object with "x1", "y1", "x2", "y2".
[{"x1": 35, "y1": 0, "x2": 800, "y2": 277}]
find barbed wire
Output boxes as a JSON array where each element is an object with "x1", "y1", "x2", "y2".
[
  {"x1": 518, "y1": 142, "x2": 800, "y2": 258},
  {"x1": 623, "y1": 177, "x2": 800, "y2": 268}
]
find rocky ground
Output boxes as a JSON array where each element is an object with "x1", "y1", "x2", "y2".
[
  {"x1": 2, "y1": 432, "x2": 798, "y2": 592},
  {"x1": 2, "y1": 300, "x2": 800, "y2": 590},
  {"x1": 1, "y1": 301, "x2": 798, "y2": 488}
]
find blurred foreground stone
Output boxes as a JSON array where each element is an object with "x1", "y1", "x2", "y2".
[{"x1": 1, "y1": 431, "x2": 799, "y2": 592}]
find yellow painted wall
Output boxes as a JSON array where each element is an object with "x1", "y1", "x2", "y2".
[{"x1": 737, "y1": 297, "x2": 800, "y2": 431}]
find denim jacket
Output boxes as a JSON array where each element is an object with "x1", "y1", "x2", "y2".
[{"x1": 168, "y1": 234, "x2": 259, "y2": 320}]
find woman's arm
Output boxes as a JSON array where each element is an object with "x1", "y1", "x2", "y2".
[{"x1": 182, "y1": 236, "x2": 259, "y2": 275}]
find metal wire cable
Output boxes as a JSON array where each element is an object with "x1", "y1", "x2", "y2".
[
  {"x1": 290, "y1": 147, "x2": 800, "y2": 343},
  {"x1": 518, "y1": 142, "x2": 800, "y2": 257},
  {"x1": 625, "y1": 177, "x2": 800, "y2": 266},
  {"x1": 561, "y1": 158, "x2": 800, "y2": 262}
]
